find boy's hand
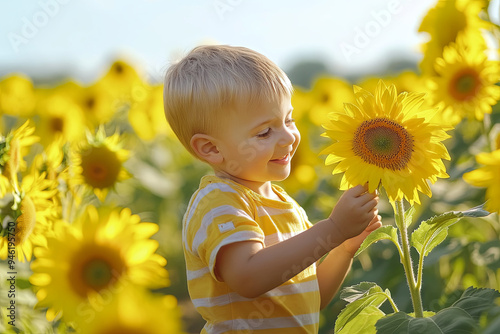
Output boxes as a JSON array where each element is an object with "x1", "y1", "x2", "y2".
[
  {"x1": 328, "y1": 184, "x2": 379, "y2": 242},
  {"x1": 342, "y1": 214, "x2": 382, "y2": 256}
]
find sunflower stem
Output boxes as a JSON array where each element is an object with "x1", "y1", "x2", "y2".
[{"x1": 394, "y1": 199, "x2": 424, "y2": 318}]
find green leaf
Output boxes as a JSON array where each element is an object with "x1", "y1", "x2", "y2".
[
  {"x1": 404, "y1": 205, "x2": 416, "y2": 228},
  {"x1": 411, "y1": 204, "x2": 490, "y2": 257},
  {"x1": 376, "y1": 309, "x2": 476, "y2": 334},
  {"x1": 376, "y1": 312, "x2": 437, "y2": 334},
  {"x1": 340, "y1": 282, "x2": 381, "y2": 303},
  {"x1": 451, "y1": 287, "x2": 500, "y2": 320},
  {"x1": 355, "y1": 226, "x2": 399, "y2": 257},
  {"x1": 375, "y1": 287, "x2": 500, "y2": 334},
  {"x1": 460, "y1": 204, "x2": 491, "y2": 218},
  {"x1": 335, "y1": 282, "x2": 389, "y2": 333},
  {"x1": 337, "y1": 306, "x2": 384, "y2": 334}
]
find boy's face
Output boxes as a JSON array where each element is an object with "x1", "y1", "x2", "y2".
[{"x1": 213, "y1": 95, "x2": 300, "y2": 192}]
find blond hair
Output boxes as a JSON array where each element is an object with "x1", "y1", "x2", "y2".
[{"x1": 163, "y1": 45, "x2": 293, "y2": 157}]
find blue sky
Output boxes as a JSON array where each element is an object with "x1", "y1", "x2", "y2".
[{"x1": 0, "y1": 0, "x2": 451, "y2": 84}]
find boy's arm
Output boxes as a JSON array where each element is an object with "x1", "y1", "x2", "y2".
[
  {"x1": 215, "y1": 185, "x2": 378, "y2": 299},
  {"x1": 316, "y1": 215, "x2": 382, "y2": 309}
]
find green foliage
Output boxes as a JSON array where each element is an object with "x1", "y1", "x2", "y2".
[
  {"x1": 335, "y1": 282, "x2": 390, "y2": 334},
  {"x1": 376, "y1": 309, "x2": 476, "y2": 334},
  {"x1": 375, "y1": 288, "x2": 500, "y2": 334},
  {"x1": 355, "y1": 226, "x2": 399, "y2": 257},
  {"x1": 411, "y1": 204, "x2": 490, "y2": 257},
  {"x1": 335, "y1": 202, "x2": 499, "y2": 334}
]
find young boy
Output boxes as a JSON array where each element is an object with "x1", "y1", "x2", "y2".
[{"x1": 163, "y1": 45, "x2": 381, "y2": 333}]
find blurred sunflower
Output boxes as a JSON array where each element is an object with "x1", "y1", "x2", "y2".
[
  {"x1": 98, "y1": 60, "x2": 145, "y2": 102},
  {"x1": 0, "y1": 121, "x2": 39, "y2": 194},
  {"x1": 418, "y1": 0, "x2": 490, "y2": 75},
  {"x1": 70, "y1": 128, "x2": 130, "y2": 201},
  {"x1": 322, "y1": 81, "x2": 451, "y2": 205},
  {"x1": 279, "y1": 87, "x2": 324, "y2": 194},
  {"x1": 33, "y1": 134, "x2": 66, "y2": 182},
  {"x1": 0, "y1": 74, "x2": 36, "y2": 118},
  {"x1": 430, "y1": 39, "x2": 500, "y2": 125},
  {"x1": 308, "y1": 77, "x2": 356, "y2": 125},
  {"x1": 77, "y1": 83, "x2": 116, "y2": 128},
  {"x1": 76, "y1": 287, "x2": 182, "y2": 334},
  {"x1": 463, "y1": 149, "x2": 500, "y2": 213},
  {"x1": 0, "y1": 169, "x2": 58, "y2": 262},
  {"x1": 29, "y1": 205, "x2": 169, "y2": 322},
  {"x1": 128, "y1": 84, "x2": 174, "y2": 140},
  {"x1": 35, "y1": 83, "x2": 86, "y2": 147},
  {"x1": 358, "y1": 71, "x2": 429, "y2": 96}
]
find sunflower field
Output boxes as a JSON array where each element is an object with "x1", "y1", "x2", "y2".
[{"x1": 1, "y1": 0, "x2": 500, "y2": 333}]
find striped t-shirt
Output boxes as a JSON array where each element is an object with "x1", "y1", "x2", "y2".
[{"x1": 183, "y1": 175, "x2": 320, "y2": 334}]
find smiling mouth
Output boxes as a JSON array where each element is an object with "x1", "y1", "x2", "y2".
[{"x1": 270, "y1": 154, "x2": 291, "y2": 164}]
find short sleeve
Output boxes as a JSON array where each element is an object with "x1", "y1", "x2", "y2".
[{"x1": 184, "y1": 185, "x2": 265, "y2": 281}]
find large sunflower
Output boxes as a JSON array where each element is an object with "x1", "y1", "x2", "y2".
[
  {"x1": 430, "y1": 39, "x2": 500, "y2": 125},
  {"x1": 29, "y1": 205, "x2": 169, "y2": 322},
  {"x1": 70, "y1": 128, "x2": 130, "y2": 201},
  {"x1": 322, "y1": 81, "x2": 451, "y2": 205},
  {"x1": 76, "y1": 287, "x2": 182, "y2": 334},
  {"x1": 463, "y1": 149, "x2": 500, "y2": 214},
  {"x1": 0, "y1": 169, "x2": 58, "y2": 262}
]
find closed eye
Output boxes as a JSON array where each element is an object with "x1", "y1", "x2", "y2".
[{"x1": 256, "y1": 128, "x2": 271, "y2": 138}]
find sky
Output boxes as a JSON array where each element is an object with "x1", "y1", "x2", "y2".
[{"x1": 0, "y1": 0, "x2": 482, "y2": 85}]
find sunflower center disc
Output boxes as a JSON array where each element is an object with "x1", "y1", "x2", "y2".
[
  {"x1": 69, "y1": 245, "x2": 126, "y2": 298},
  {"x1": 81, "y1": 146, "x2": 121, "y2": 189},
  {"x1": 83, "y1": 259, "x2": 114, "y2": 290},
  {"x1": 352, "y1": 118, "x2": 414, "y2": 170},
  {"x1": 449, "y1": 69, "x2": 480, "y2": 101}
]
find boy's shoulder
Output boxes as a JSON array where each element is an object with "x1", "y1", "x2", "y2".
[
  {"x1": 197, "y1": 175, "x2": 249, "y2": 199},
  {"x1": 188, "y1": 175, "x2": 255, "y2": 214},
  {"x1": 194, "y1": 175, "x2": 295, "y2": 205}
]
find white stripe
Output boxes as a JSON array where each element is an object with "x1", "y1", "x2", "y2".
[
  {"x1": 207, "y1": 312, "x2": 320, "y2": 333},
  {"x1": 191, "y1": 279, "x2": 319, "y2": 308},
  {"x1": 256, "y1": 206, "x2": 294, "y2": 217},
  {"x1": 264, "y1": 230, "x2": 302, "y2": 247},
  {"x1": 182, "y1": 183, "x2": 239, "y2": 245},
  {"x1": 186, "y1": 267, "x2": 210, "y2": 280},
  {"x1": 191, "y1": 205, "x2": 254, "y2": 256}
]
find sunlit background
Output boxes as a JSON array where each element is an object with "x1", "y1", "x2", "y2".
[
  {"x1": 1, "y1": 1, "x2": 500, "y2": 333},
  {"x1": 1, "y1": 0, "x2": 456, "y2": 84}
]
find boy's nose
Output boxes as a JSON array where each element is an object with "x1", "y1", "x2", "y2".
[{"x1": 278, "y1": 127, "x2": 299, "y2": 147}]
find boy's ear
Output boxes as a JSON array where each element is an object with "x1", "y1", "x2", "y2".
[{"x1": 190, "y1": 134, "x2": 223, "y2": 165}]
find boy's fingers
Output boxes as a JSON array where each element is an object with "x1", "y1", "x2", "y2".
[
  {"x1": 349, "y1": 183, "x2": 378, "y2": 197},
  {"x1": 359, "y1": 194, "x2": 379, "y2": 209},
  {"x1": 367, "y1": 220, "x2": 382, "y2": 232},
  {"x1": 349, "y1": 184, "x2": 367, "y2": 197},
  {"x1": 366, "y1": 215, "x2": 382, "y2": 231}
]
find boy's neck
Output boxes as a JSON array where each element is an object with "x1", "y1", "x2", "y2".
[{"x1": 213, "y1": 170, "x2": 282, "y2": 201}]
